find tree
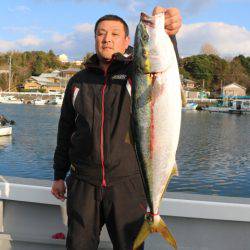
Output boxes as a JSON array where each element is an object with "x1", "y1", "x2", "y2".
[
  {"x1": 225, "y1": 58, "x2": 249, "y2": 87},
  {"x1": 235, "y1": 55, "x2": 250, "y2": 76},
  {"x1": 182, "y1": 55, "x2": 214, "y2": 90},
  {"x1": 32, "y1": 56, "x2": 44, "y2": 76},
  {"x1": 47, "y1": 50, "x2": 61, "y2": 69}
]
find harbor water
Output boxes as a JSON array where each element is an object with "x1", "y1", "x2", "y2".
[{"x1": 0, "y1": 104, "x2": 249, "y2": 197}]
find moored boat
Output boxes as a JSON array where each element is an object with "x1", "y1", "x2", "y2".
[
  {"x1": 0, "y1": 126, "x2": 12, "y2": 136},
  {"x1": 203, "y1": 106, "x2": 230, "y2": 113},
  {"x1": 204, "y1": 99, "x2": 250, "y2": 114},
  {"x1": 182, "y1": 102, "x2": 198, "y2": 111},
  {"x1": 0, "y1": 95, "x2": 23, "y2": 104},
  {"x1": 49, "y1": 96, "x2": 63, "y2": 106},
  {"x1": 32, "y1": 99, "x2": 47, "y2": 105}
]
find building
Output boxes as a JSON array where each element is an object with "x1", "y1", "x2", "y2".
[
  {"x1": 182, "y1": 78, "x2": 196, "y2": 90},
  {"x1": 23, "y1": 69, "x2": 80, "y2": 93},
  {"x1": 72, "y1": 60, "x2": 83, "y2": 66},
  {"x1": 39, "y1": 70, "x2": 61, "y2": 83},
  {"x1": 222, "y1": 83, "x2": 246, "y2": 97},
  {"x1": 59, "y1": 68, "x2": 81, "y2": 79},
  {"x1": 23, "y1": 76, "x2": 66, "y2": 93},
  {"x1": 184, "y1": 90, "x2": 210, "y2": 99},
  {"x1": 58, "y1": 54, "x2": 69, "y2": 63},
  {"x1": 23, "y1": 70, "x2": 66, "y2": 93}
]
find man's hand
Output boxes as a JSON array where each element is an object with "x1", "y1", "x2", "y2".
[
  {"x1": 153, "y1": 6, "x2": 182, "y2": 36},
  {"x1": 51, "y1": 179, "x2": 66, "y2": 201}
]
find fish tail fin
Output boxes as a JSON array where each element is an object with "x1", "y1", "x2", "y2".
[
  {"x1": 158, "y1": 216, "x2": 178, "y2": 250},
  {"x1": 133, "y1": 220, "x2": 150, "y2": 249},
  {"x1": 133, "y1": 214, "x2": 177, "y2": 250}
]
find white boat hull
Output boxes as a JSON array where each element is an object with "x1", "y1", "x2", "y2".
[
  {"x1": 0, "y1": 95, "x2": 23, "y2": 104},
  {"x1": 0, "y1": 126, "x2": 12, "y2": 136},
  {"x1": 183, "y1": 102, "x2": 198, "y2": 110},
  {"x1": 32, "y1": 100, "x2": 47, "y2": 105}
]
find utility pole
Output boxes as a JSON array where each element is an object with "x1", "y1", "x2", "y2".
[
  {"x1": 8, "y1": 54, "x2": 12, "y2": 92},
  {"x1": 221, "y1": 79, "x2": 223, "y2": 96}
]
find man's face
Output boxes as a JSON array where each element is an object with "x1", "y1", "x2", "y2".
[{"x1": 95, "y1": 20, "x2": 130, "y2": 62}]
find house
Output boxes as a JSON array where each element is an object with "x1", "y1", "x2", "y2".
[
  {"x1": 59, "y1": 68, "x2": 81, "y2": 79},
  {"x1": 24, "y1": 75, "x2": 66, "y2": 93},
  {"x1": 23, "y1": 69, "x2": 80, "y2": 93},
  {"x1": 182, "y1": 78, "x2": 196, "y2": 90},
  {"x1": 39, "y1": 70, "x2": 61, "y2": 83},
  {"x1": 184, "y1": 90, "x2": 210, "y2": 99},
  {"x1": 72, "y1": 60, "x2": 83, "y2": 66},
  {"x1": 41, "y1": 81, "x2": 67, "y2": 93},
  {"x1": 222, "y1": 83, "x2": 246, "y2": 97}
]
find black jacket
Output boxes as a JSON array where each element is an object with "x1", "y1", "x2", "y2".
[
  {"x1": 53, "y1": 37, "x2": 179, "y2": 186},
  {"x1": 53, "y1": 52, "x2": 140, "y2": 186}
]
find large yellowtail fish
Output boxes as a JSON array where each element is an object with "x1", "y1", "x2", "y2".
[{"x1": 132, "y1": 12, "x2": 182, "y2": 250}]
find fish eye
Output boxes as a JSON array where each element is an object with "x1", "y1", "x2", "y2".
[
  {"x1": 142, "y1": 48, "x2": 147, "y2": 57},
  {"x1": 142, "y1": 32, "x2": 149, "y2": 41}
]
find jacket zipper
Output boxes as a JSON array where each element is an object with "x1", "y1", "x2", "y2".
[{"x1": 100, "y1": 76, "x2": 107, "y2": 187}]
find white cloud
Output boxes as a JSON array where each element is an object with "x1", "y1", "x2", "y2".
[
  {"x1": 8, "y1": 5, "x2": 31, "y2": 13},
  {"x1": 158, "y1": 0, "x2": 214, "y2": 16},
  {"x1": 177, "y1": 22, "x2": 250, "y2": 57},
  {"x1": 116, "y1": 0, "x2": 145, "y2": 12},
  {"x1": 74, "y1": 23, "x2": 94, "y2": 33},
  {"x1": 0, "y1": 40, "x2": 15, "y2": 51},
  {"x1": 42, "y1": 28, "x2": 95, "y2": 59},
  {"x1": 37, "y1": 0, "x2": 145, "y2": 12},
  {"x1": 17, "y1": 35, "x2": 43, "y2": 47},
  {"x1": 2, "y1": 26, "x2": 40, "y2": 34},
  {"x1": 51, "y1": 33, "x2": 67, "y2": 43},
  {"x1": 1, "y1": 21, "x2": 249, "y2": 60}
]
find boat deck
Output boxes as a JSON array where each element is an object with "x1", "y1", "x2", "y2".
[{"x1": 1, "y1": 175, "x2": 250, "y2": 250}]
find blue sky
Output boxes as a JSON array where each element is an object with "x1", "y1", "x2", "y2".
[{"x1": 1, "y1": 0, "x2": 250, "y2": 59}]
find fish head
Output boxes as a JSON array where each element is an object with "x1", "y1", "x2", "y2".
[
  {"x1": 134, "y1": 17, "x2": 150, "y2": 75},
  {"x1": 134, "y1": 12, "x2": 176, "y2": 74}
]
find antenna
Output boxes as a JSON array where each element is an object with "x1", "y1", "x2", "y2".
[{"x1": 8, "y1": 54, "x2": 12, "y2": 92}]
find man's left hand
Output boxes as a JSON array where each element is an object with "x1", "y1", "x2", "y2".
[{"x1": 152, "y1": 6, "x2": 182, "y2": 36}]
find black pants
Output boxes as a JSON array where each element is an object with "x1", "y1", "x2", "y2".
[{"x1": 66, "y1": 174, "x2": 147, "y2": 250}]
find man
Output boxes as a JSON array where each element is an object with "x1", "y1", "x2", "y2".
[{"x1": 51, "y1": 6, "x2": 182, "y2": 250}]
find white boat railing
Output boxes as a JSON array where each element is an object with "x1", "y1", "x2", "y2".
[{"x1": 1, "y1": 176, "x2": 250, "y2": 250}]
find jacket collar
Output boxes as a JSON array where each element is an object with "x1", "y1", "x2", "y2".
[{"x1": 84, "y1": 46, "x2": 133, "y2": 74}]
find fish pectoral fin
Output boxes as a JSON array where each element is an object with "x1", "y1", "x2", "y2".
[
  {"x1": 171, "y1": 162, "x2": 179, "y2": 177},
  {"x1": 158, "y1": 217, "x2": 178, "y2": 250},
  {"x1": 133, "y1": 220, "x2": 151, "y2": 250},
  {"x1": 151, "y1": 78, "x2": 164, "y2": 100}
]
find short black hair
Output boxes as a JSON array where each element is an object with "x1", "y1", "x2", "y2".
[{"x1": 94, "y1": 14, "x2": 129, "y2": 36}]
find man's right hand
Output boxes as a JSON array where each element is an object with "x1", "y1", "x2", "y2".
[{"x1": 51, "y1": 179, "x2": 66, "y2": 201}]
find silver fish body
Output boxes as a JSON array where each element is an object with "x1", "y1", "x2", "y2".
[{"x1": 132, "y1": 12, "x2": 182, "y2": 249}]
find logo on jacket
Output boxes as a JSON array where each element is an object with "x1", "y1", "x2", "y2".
[
  {"x1": 111, "y1": 74, "x2": 127, "y2": 80},
  {"x1": 72, "y1": 87, "x2": 79, "y2": 107}
]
